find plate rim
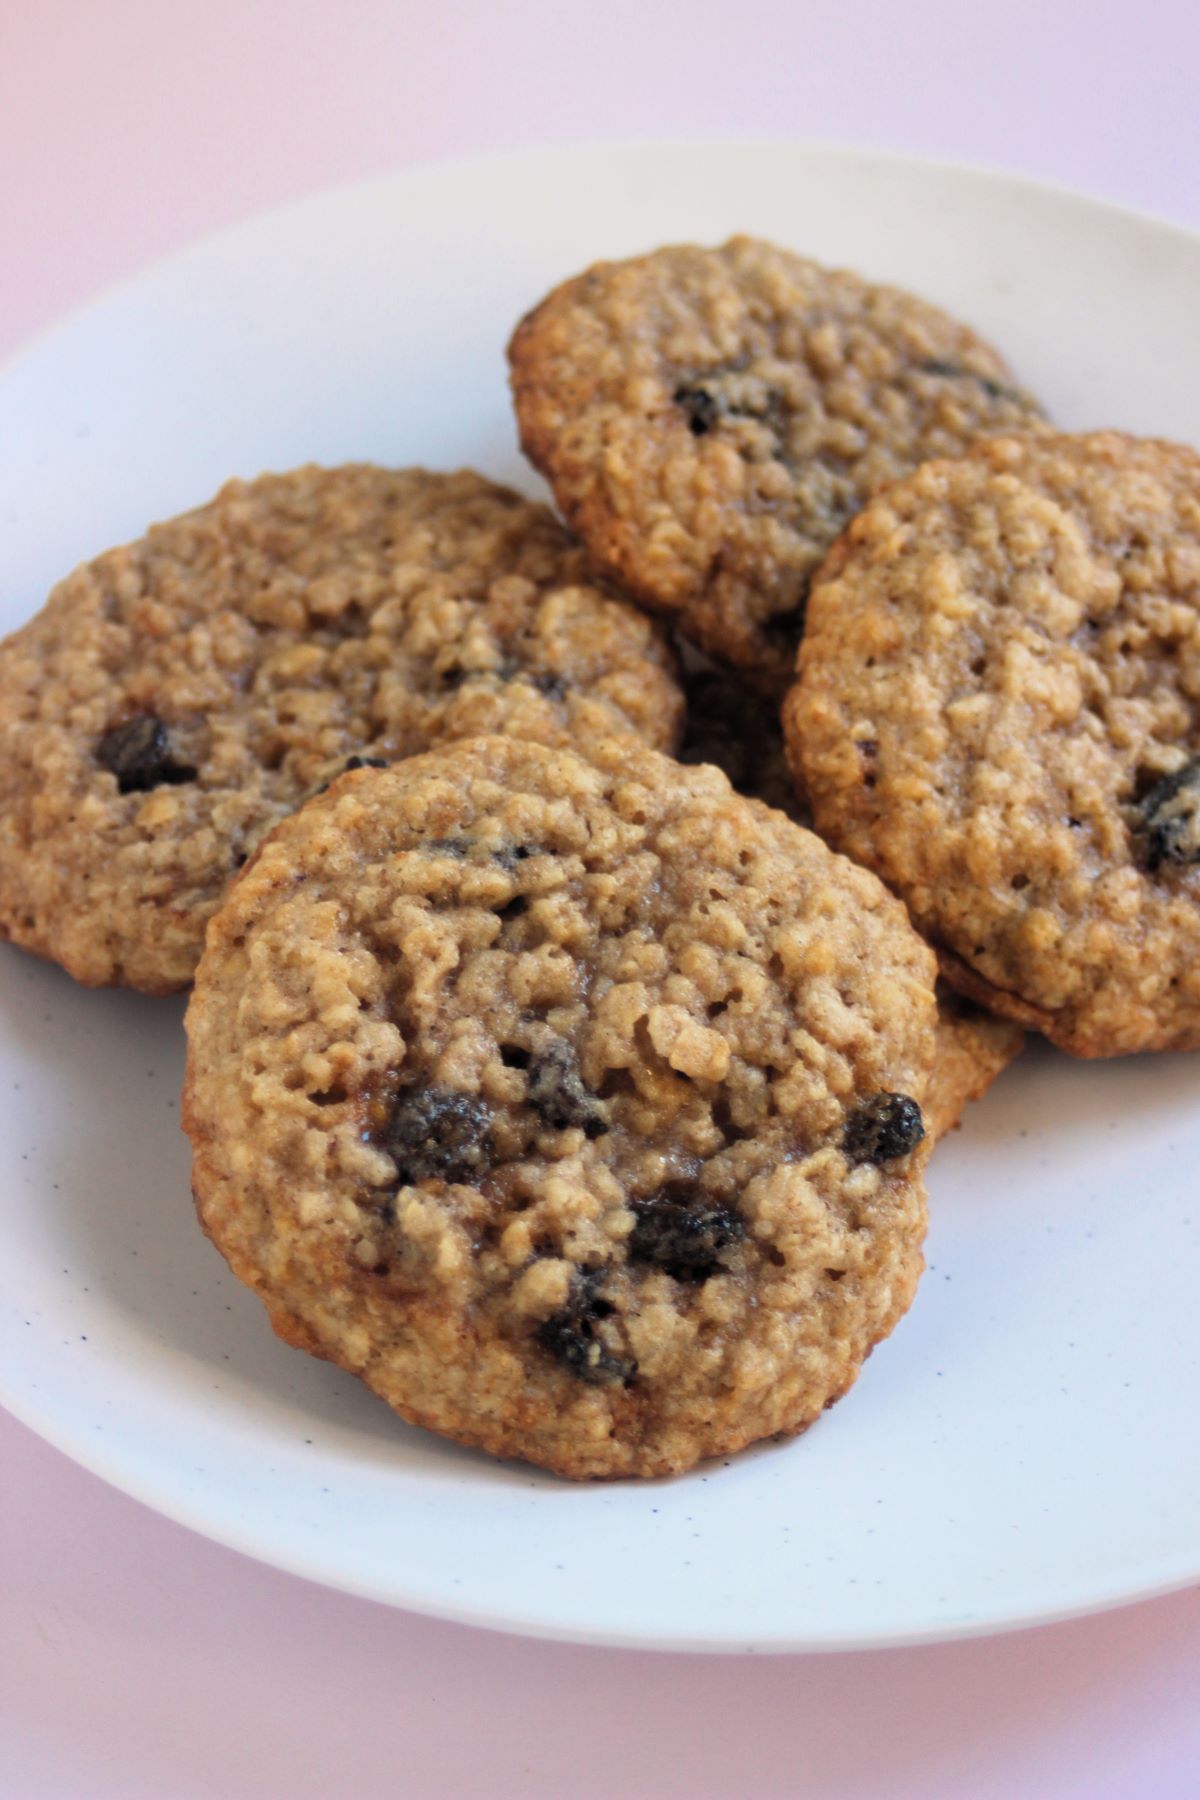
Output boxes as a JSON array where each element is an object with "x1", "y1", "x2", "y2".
[
  {"x1": 4, "y1": 132, "x2": 1200, "y2": 390},
  {"x1": 7, "y1": 1378, "x2": 1200, "y2": 1654},
  {"x1": 2, "y1": 136, "x2": 1199, "y2": 1653}
]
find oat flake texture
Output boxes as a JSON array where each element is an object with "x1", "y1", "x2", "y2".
[
  {"x1": 0, "y1": 465, "x2": 682, "y2": 994},
  {"x1": 680, "y1": 661, "x2": 1023, "y2": 1128},
  {"x1": 184, "y1": 736, "x2": 937, "y2": 1479},
  {"x1": 785, "y1": 431, "x2": 1200, "y2": 1058},
  {"x1": 510, "y1": 236, "x2": 1044, "y2": 695}
]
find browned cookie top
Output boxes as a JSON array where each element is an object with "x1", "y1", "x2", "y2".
[
  {"x1": 785, "y1": 432, "x2": 1200, "y2": 1058},
  {"x1": 184, "y1": 736, "x2": 937, "y2": 1479},
  {"x1": 510, "y1": 236, "x2": 1044, "y2": 694},
  {"x1": 0, "y1": 465, "x2": 682, "y2": 993}
]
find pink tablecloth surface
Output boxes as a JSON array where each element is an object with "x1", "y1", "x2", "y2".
[{"x1": 3, "y1": 4, "x2": 1199, "y2": 1795}]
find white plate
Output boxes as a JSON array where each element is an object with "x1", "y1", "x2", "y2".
[{"x1": 1, "y1": 142, "x2": 1198, "y2": 1653}]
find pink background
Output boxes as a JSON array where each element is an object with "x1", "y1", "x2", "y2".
[{"x1": 3, "y1": 2, "x2": 1200, "y2": 1794}]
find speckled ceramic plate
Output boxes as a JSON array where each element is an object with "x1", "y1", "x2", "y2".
[{"x1": 1, "y1": 142, "x2": 1198, "y2": 1652}]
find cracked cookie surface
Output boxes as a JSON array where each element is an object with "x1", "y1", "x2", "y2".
[
  {"x1": 785, "y1": 431, "x2": 1200, "y2": 1057},
  {"x1": 0, "y1": 464, "x2": 682, "y2": 993},
  {"x1": 184, "y1": 735, "x2": 937, "y2": 1478},
  {"x1": 510, "y1": 236, "x2": 1044, "y2": 694}
]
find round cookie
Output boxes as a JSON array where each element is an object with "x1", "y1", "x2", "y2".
[
  {"x1": 184, "y1": 735, "x2": 937, "y2": 1479},
  {"x1": 509, "y1": 236, "x2": 1045, "y2": 695},
  {"x1": 0, "y1": 465, "x2": 682, "y2": 993},
  {"x1": 680, "y1": 662, "x2": 1023, "y2": 1123},
  {"x1": 785, "y1": 431, "x2": 1200, "y2": 1058}
]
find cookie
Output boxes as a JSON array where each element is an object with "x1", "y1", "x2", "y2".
[
  {"x1": 509, "y1": 236, "x2": 1044, "y2": 694},
  {"x1": 784, "y1": 431, "x2": 1200, "y2": 1058},
  {"x1": 184, "y1": 735, "x2": 937, "y2": 1479},
  {"x1": 680, "y1": 663, "x2": 1023, "y2": 1120},
  {"x1": 0, "y1": 465, "x2": 682, "y2": 994},
  {"x1": 922, "y1": 991, "x2": 1025, "y2": 1141}
]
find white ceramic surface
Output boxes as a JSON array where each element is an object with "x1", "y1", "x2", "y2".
[{"x1": 0, "y1": 142, "x2": 1197, "y2": 1653}]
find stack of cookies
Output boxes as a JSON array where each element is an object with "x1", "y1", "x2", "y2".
[{"x1": 1, "y1": 235, "x2": 1195, "y2": 1479}]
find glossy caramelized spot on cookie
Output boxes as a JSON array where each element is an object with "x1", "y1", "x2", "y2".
[
  {"x1": 842, "y1": 1092, "x2": 925, "y2": 1166},
  {"x1": 96, "y1": 714, "x2": 197, "y2": 795},
  {"x1": 385, "y1": 1085, "x2": 494, "y2": 1186}
]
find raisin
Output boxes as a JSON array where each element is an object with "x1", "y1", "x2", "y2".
[
  {"x1": 916, "y1": 359, "x2": 1035, "y2": 410},
  {"x1": 675, "y1": 384, "x2": 721, "y2": 435},
  {"x1": 311, "y1": 754, "x2": 389, "y2": 797},
  {"x1": 628, "y1": 1184, "x2": 744, "y2": 1281},
  {"x1": 536, "y1": 1274, "x2": 635, "y2": 1386},
  {"x1": 526, "y1": 1038, "x2": 608, "y2": 1137},
  {"x1": 96, "y1": 714, "x2": 197, "y2": 794},
  {"x1": 843, "y1": 1093, "x2": 925, "y2": 1165},
  {"x1": 494, "y1": 843, "x2": 535, "y2": 871},
  {"x1": 384, "y1": 1085, "x2": 494, "y2": 1185},
  {"x1": 489, "y1": 664, "x2": 569, "y2": 702},
  {"x1": 1138, "y1": 759, "x2": 1200, "y2": 870}
]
